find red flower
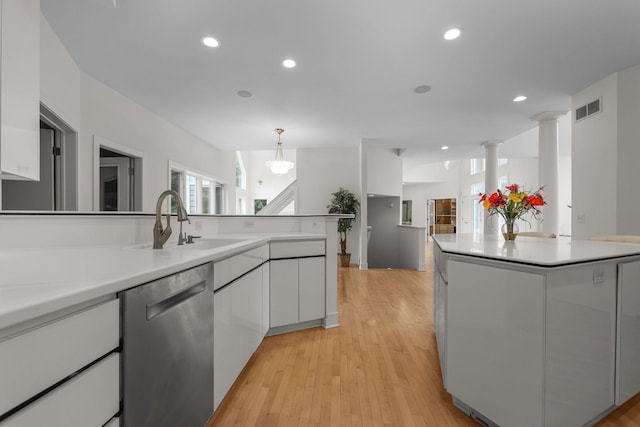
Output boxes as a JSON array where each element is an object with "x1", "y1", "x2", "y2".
[
  {"x1": 479, "y1": 193, "x2": 487, "y2": 202},
  {"x1": 528, "y1": 195, "x2": 545, "y2": 206},
  {"x1": 506, "y1": 184, "x2": 518, "y2": 192}
]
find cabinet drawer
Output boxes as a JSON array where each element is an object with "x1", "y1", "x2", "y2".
[
  {"x1": 270, "y1": 240, "x2": 325, "y2": 259},
  {"x1": 0, "y1": 353, "x2": 119, "y2": 427},
  {"x1": 0, "y1": 299, "x2": 119, "y2": 415},
  {"x1": 213, "y1": 245, "x2": 265, "y2": 291}
]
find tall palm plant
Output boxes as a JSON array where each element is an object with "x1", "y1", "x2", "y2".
[{"x1": 327, "y1": 188, "x2": 360, "y2": 257}]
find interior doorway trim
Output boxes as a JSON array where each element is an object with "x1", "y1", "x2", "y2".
[
  {"x1": 40, "y1": 103, "x2": 78, "y2": 211},
  {"x1": 93, "y1": 135, "x2": 145, "y2": 211}
]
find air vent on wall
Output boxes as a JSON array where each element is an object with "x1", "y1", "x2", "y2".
[{"x1": 575, "y1": 98, "x2": 602, "y2": 122}]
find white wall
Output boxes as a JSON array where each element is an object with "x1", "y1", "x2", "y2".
[
  {"x1": 39, "y1": 13, "x2": 236, "y2": 213},
  {"x1": 617, "y1": 64, "x2": 640, "y2": 234},
  {"x1": 558, "y1": 155, "x2": 572, "y2": 236},
  {"x1": 296, "y1": 148, "x2": 361, "y2": 259},
  {"x1": 367, "y1": 148, "x2": 403, "y2": 197},
  {"x1": 402, "y1": 164, "x2": 460, "y2": 229},
  {"x1": 572, "y1": 73, "x2": 618, "y2": 239},
  {"x1": 403, "y1": 160, "x2": 458, "y2": 183},
  {"x1": 40, "y1": 16, "x2": 81, "y2": 133}
]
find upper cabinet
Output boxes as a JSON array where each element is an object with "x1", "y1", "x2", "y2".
[{"x1": 0, "y1": 0, "x2": 40, "y2": 180}]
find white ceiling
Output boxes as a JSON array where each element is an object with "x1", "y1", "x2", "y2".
[{"x1": 42, "y1": 0, "x2": 640, "y2": 165}]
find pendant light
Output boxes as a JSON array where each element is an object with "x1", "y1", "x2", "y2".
[{"x1": 266, "y1": 128, "x2": 294, "y2": 175}]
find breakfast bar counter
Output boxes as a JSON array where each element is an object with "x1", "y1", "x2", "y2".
[{"x1": 433, "y1": 234, "x2": 640, "y2": 427}]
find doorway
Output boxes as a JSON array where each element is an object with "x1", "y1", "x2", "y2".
[
  {"x1": 1, "y1": 105, "x2": 78, "y2": 210},
  {"x1": 94, "y1": 136, "x2": 143, "y2": 212}
]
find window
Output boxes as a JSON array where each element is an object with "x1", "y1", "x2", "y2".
[
  {"x1": 235, "y1": 152, "x2": 246, "y2": 190},
  {"x1": 470, "y1": 158, "x2": 485, "y2": 174},
  {"x1": 236, "y1": 196, "x2": 246, "y2": 214},
  {"x1": 471, "y1": 182, "x2": 484, "y2": 196},
  {"x1": 471, "y1": 183, "x2": 484, "y2": 234},
  {"x1": 499, "y1": 176, "x2": 508, "y2": 189},
  {"x1": 254, "y1": 199, "x2": 267, "y2": 214},
  {"x1": 171, "y1": 167, "x2": 225, "y2": 214},
  {"x1": 498, "y1": 158, "x2": 509, "y2": 166},
  {"x1": 201, "y1": 180, "x2": 212, "y2": 214}
]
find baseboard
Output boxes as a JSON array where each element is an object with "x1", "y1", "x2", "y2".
[{"x1": 322, "y1": 312, "x2": 339, "y2": 329}]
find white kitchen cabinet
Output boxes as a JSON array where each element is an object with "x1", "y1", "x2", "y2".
[
  {"x1": 446, "y1": 259, "x2": 545, "y2": 427},
  {"x1": 617, "y1": 260, "x2": 640, "y2": 405},
  {"x1": 0, "y1": 353, "x2": 119, "y2": 427},
  {"x1": 213, "y1": 245, "x2": 264, "y2": 291},
  {"x1": 262, "y1": 261, "x2": 270, "y2": 336},
  {"x1": 214, "y1": 266, "x2": 263, "y2": 411},
  {"x1": 270, "y1": 257, "x2": 325, "y2": 328},
  {"x1": 299, "y1": 257, "x2": 325, "y2": 322},
  {"x1": 103, "y1": 418, "x2": 119, "y2": 427},
  {"x1": 270, "y1": 259, "x2": 299, "y2": 327},
  {"x1": 433, "y1": 260, "x2": 446, "y2": 386},
  {"x1": 0, "y1": 0, "x2": 40, "y2": 180},
  {"x1": 440, "y1": 240, "x2": 623, "y2": 427},
  {"x1": 0, "y1": 299, "x2": 119, "y2": 418},
  {"x1": 545, "y1": 264, "x2": 617, "y2": 426}
]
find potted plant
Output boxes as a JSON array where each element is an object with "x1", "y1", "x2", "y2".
[{"x1": 327, "y1": 187, "x2": 360, "y2": 267}]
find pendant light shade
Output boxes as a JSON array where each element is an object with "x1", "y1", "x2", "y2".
[{"x1": 266, "y1": 128, "x2": 294, "y2": 175}]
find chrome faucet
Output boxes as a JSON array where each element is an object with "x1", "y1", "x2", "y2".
[{"x1": 153, "y1": 190, "x2": 190, "y2": 249}]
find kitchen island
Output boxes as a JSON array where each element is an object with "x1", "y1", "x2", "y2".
[{"x1": 433, "y1": 234, "x2": 640, "y2": 427}]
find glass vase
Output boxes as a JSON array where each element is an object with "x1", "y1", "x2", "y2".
[{"x1": 501, "y1": 219, "x2": 519, "y2": 241}]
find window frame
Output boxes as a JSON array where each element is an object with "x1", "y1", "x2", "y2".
[{"x1": 168, "y1": 161, "x2": 226, "y2": 215}]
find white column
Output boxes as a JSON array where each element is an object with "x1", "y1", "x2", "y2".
[
  {"x1": 532, "y1": 112, "x2": 566, "y2": 235},
  {"x1": 483, "y1": 140, "x2": 502, "y2": 234},
  {"x1": 358, "y1": 139, "x2": 368, "y2": 270}
]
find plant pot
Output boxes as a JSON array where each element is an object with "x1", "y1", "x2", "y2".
[{"x1": 338, "y1": 253, "x2": 351, "y2": 267}]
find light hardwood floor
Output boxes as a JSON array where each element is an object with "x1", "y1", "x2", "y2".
[{"x1": 208, "y1": 243, "x2": 640, "y2": 427}]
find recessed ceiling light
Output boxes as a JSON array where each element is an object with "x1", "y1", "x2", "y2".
[
  {"x1": 201, "y1": 36, "x2": 219, "y2": 48},
  {"x1": 282, "y1": 59, "x2": 296, "y2": 68},
  {"x1": 441, "y1": 145, "x2": 449, "y2": 150},
  {"x1": 236, "y1": 90, "x2": 253, "y2": 99},
  {"x1": 414, "y1": 85, "x2": 431, "y2": 94},
  {"x1": 444, "y1": 28, "x2": 462, "y2": 40},
  {"x1": 368, "y1": 194, "x2": 375, "y2": 198},
  {"x1": 513, "y1": 95, "x2": 527, "y2": 102}
]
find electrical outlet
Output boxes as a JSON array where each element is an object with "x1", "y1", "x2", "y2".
[
  {"x1": 593, "y1": 270, "x2": 605, "y2": 285},
  {"x1": 244, "y1": 220, "x2": 255, "y2": 228},
  {"x1": 194, "y1": 221, "x2": 203, "y2": 231},
  {"x1": 577, "y1": 214, "x2": 586, "y2": 224}
]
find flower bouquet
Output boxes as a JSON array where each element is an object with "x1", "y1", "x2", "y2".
[{"x1": 478, "y1": 184, "x2": 545, "y2": 240}]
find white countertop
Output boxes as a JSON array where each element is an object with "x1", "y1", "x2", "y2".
[
  {"x1": 433, "y1": 233, "x2": 640, "y2": 266},
  {"x1": 0, "y1": 233, "x2": 325, "y2": 331}
]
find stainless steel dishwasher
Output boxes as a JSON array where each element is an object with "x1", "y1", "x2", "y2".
[{"x1": 121, "y1": 263, "x2": 214, "y2": 427}]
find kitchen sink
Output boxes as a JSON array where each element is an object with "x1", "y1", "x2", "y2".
[
  {"x1": 129, "y1": 237, "x2": 248, "y2": 250},
  {"x1": 180, "y1": 238, "x2": 247, "y2": 249}
]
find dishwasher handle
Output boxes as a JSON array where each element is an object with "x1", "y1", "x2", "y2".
[{"x1": 146, "y1": 280, "x2": 207, "y2": 320}]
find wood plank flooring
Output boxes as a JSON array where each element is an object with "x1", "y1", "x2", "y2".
[{"x1": 208, "y1": 243, "x2": 640, "y2": 426}]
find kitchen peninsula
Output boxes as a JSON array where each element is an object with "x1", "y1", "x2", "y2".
[
  {"x1": 0, "y1": 213, "x2": 341, "y2": 427},
  {"x1": 433, "y1": 233, "x2": 640, "y2": 427}
]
